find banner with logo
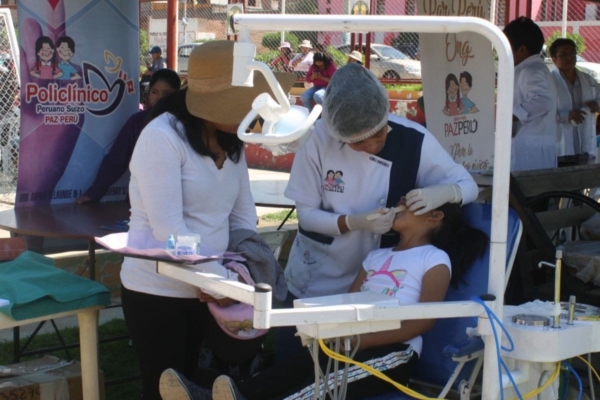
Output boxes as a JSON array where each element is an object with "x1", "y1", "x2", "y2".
[
  {"x1": 17, "y1": 0, "x2": 138, "y2": 206},
  {"x1": 417, "y1": 0, "x2": 495, "y2": 172}
]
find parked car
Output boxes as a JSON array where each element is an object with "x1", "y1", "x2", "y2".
[
  {"x1": 178, "y1": 43, "x2": 203, "y2": 75},
  {"x1": 336, "y1": 43, "x2": 421, "y2": 80}
]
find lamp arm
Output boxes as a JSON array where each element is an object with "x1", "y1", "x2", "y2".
[{"x1": 247, "y1": 60, "x2": 291, "y2": 115}]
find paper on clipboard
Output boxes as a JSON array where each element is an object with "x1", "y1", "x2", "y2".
[{"x1": 95, "y1": 231, "x2": 245, "y2": 263}]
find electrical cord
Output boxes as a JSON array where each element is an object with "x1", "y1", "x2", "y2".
[
  {"x1": 317, "y1": 339, "x2": 446, "y2": 400},
  {"x1": 471, "y1": 296, "x2": 523, "y2": 400},
  {"x1": 564, "y1": 362, "x2": 583, "y2": 400},
  {"x1": 576, "y1": 355, "x2": 600, "y2": 384},
  {"x1": 316, "y1": 296, "x2": 563, "y2": 400}
]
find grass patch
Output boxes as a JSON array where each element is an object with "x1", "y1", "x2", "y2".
[
  {"x1": 1, "y1": 318, "x2": 140, "y2": 400},
  {"x1": 384, "y1": 83, "x2": 423, "y2": 92},
  {"x1": 260, "y1": 210, "x2": 297, "y2": 222}
]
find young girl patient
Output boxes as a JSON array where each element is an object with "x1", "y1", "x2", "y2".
[{"x1": 159, "y1": 198, "x2": 488, "y2": 400}]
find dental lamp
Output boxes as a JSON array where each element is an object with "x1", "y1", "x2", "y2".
[{"x1": 232, "y1": 41, "x2": 321, "y2": 154}]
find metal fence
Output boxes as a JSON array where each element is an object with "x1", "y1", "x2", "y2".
[
  {"x1": 0, "y1": 8, "x2": 19, "y2": 205},
  {"x1": 2, "y1": 1, "x2": 600, "y2": 202}
]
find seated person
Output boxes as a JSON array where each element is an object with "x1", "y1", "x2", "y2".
[
  {"x1": 300, "y1": 52, "x2": 337, "y2": 112},
  {"x1": 158, "y1": 197, "x2": 488, "y2": 400},
  {"x1": 76, "y1": 69, "x2": 181, "y2": 203}
]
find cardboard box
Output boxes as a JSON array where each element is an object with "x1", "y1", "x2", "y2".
[{"x1": 0, "y1": 356, "x2": 104, "y2": 400}]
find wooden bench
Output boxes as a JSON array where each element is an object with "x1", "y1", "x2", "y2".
[{"x1": 508, "y1": 163, "x2": 600, "y2": 304}]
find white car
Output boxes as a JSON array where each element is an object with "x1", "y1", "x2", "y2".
[
  {"x1": 178, "y1": 43, "x2": 202, "y2": 75},
  {"x1": 336, "y1": 44, "x2": 421, "y2": 81}
]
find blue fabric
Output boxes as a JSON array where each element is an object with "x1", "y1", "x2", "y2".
[
  {"x1": 57, "y1": 62, "x2": 78, "y2": 80},
  {"x1": 0, "y1": 251, "x2": 110, "y2": 320}
]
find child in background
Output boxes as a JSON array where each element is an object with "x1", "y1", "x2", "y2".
[{"x1": 159, "y1": 197, "x2": 488, "y2": 400}]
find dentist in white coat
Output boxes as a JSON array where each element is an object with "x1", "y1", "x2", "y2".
[
  {"x1": 504, "y1": 17, "x2": 558, "y2": 172},
  {"x1": 277, "y1": 63, "x2": 478, "y2": 361},
  {"x1": 550, "y1": 38, "x2": 600, "y2": 159}
]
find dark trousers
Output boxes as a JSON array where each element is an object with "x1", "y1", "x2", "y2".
[
  {"x1": 121, "y1": 285, "x2": 264, "y2": 400},
  {"x1": 238, "y1": 342, "x2": 418, "y2": 400},
  {"x1": 274, "y1": 291, "x2": 305, "y2": 363}
]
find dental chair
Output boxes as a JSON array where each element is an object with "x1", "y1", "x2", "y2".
[{"x1": 367, "y1": 203, "x2": 523, "y2": 399}]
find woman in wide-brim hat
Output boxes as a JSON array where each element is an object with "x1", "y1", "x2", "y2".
[{"x1": 120, "y1": 40, "x2": 295, "y2": 400}]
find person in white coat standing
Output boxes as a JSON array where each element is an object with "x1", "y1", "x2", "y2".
[
  {"x1": 550, "y1": 38, "x2": 600, "y2": 159},
  {"x1": 276, "y1": 63, "x2": 479, "y2": 362},
  {"x1": 503, "y1": 17, "x2": 558, "y2": 172}
]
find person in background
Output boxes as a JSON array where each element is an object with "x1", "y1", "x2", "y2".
[
  {"x1": 503, "y1": 17, "x2": 558, "y2": 171},
  {"x1": 347, "y1": 50, "x2": 364, "y2": 65},
  {"x1": 144, "y1": 46, "x2": 167, "y2": 78},
  {"x1": 300, "y1": 52, "x2": 337, "y2": 112},
  {"x1": 269, "y1": 42, "x2": 294, "y2": 72},
  {"x1": 276, "y1": 63, "x2": 478, "y2": 363},
  {"x1": 550, "y1": 38, "x2": 600, "y2": 160},
  {"x1": 288, "y1": 39, "x2": 314, "y2": 76},
  {"x1": 76, "y1": 68, "x2": 181, "y2": 204},
  {"x1": 158, "y1": 199, "x2": 488, "y2": 400},
  {"x1": 120, "y1": 41, "x2": 295, "y2": 400}
]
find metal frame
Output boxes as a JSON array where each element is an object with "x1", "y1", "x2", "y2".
[{"x1": 159, "y1": 14, "x2": 514, "y2": 400}]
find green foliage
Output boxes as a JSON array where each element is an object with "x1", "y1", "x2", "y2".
[
  {"x1": 256, "y1": 49, "x2": 280, "y2": 65},
  {"x1": 261, "y1": 210, "x2": 298, "y2": 222},
  {"x1": 326, "y1": 46, "x2": 349, "y2": 68},
  {"x1": 139, "y1": 30, "x2": 149, "y2": 56},
  {"x1": 262, "y1": 32, "x2": 299, "y2": 50},
  {"x1": 385, "y1": 83, "x2": 423, "y2": 91},
  {"x1": 545, "y1": 31, "x2": 586, "y2": 55},
  {"x1": 194, "y1": 38, "x2": 214, "y2": 44}
]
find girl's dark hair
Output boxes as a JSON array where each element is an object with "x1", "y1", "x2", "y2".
[
  {"x1": 35, "y1": 36, "x2": 56, "y2": 69},
  {"x1": 313, "y1": 52, "x2": 332, "y2": 69},
  {"x1": 149, "y1": 68, "x2": 182, "y2": 91},
  {"x1": 151, "y1": 89, "x2": 244, "y2": 163},
  {"x1": 459, "y1": 71, "x2": 473, "y2": 88},
  {"x1": 445, "y1": 73, "x2": 462, "y2": 110},
  {"x1": 56, "y1": 36, "x2": 75, "y2": 53},
  {"x1": 431, "y1": 203, "x2": 489, "y2": 288}
]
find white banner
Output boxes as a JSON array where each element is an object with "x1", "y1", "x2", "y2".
[{"x1": 417, "y1": 0, "x2": 495, "y2": 172}]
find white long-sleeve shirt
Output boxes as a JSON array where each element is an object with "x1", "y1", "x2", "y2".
[
  {"x1": 511, "y1": 55, "x2": 558, "y2": 171},
  {"x1": 552, "y1": 68, "x2": 600, "y2": 157},
  {"x1": 121, "y1": 113, "x2": 257, "y2": 298}
]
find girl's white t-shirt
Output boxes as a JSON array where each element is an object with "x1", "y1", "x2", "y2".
[{"x1": 361, "y1": 245, "x2": 451, "y2": 355}]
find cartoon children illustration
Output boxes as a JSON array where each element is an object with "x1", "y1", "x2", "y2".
[
  {"x1": 30, "y1": 36, "x2": 61, "y2": 80},
  {"x1": 334, "y1": 170, "x2": 344, "y2": 184},
  {"x1": 56, "y1": 36, "x2": 81, "y2": 80},
  {"x1": 324, "y1": 170, "x2": 335, "y2": 184},
  {"x1": 459, "y1": 71, "x2": 479, "y2": 114},
  {"x1": 442, "y1": 73, "x2": 464, "y2": 116}
]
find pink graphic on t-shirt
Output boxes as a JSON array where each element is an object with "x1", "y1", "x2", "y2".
[{"x1": 364, "y1": 255, "x2": 407, "y2": 296}]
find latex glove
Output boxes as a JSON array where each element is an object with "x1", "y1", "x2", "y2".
[
  {"x1": 405, "y1": 184, "x2": 462, "y2": 215},
  {"x1": 346, "y1": 208, "x2": 395, "y2": 234}
]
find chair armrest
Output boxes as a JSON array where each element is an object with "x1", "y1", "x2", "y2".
[{"x1": 443, "y1": 336, "x2": 484, "y2": 359}]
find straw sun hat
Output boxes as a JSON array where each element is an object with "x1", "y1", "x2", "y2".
[
  {"x1": 347, "y1": 50, "x2": 363, "y2": 62},
  {"x1": 185, "y1": 40, "x2": 296, "y2": 125}
]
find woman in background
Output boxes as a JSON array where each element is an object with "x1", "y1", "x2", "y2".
[{"x1": 300, "y1": 52, "x2": 337, "y2": 112}]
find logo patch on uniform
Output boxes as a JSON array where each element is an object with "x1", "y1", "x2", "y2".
[{"x1": 323, "y1": 170, "x2": 345, "y2": 193}]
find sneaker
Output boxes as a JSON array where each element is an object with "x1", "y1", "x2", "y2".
[
  {"x1": 159, "y1": 368, "x2": 212, "y2": 400},
  {"x1": 212, "y1": 375, "x2": 247, "y2": 400}
]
